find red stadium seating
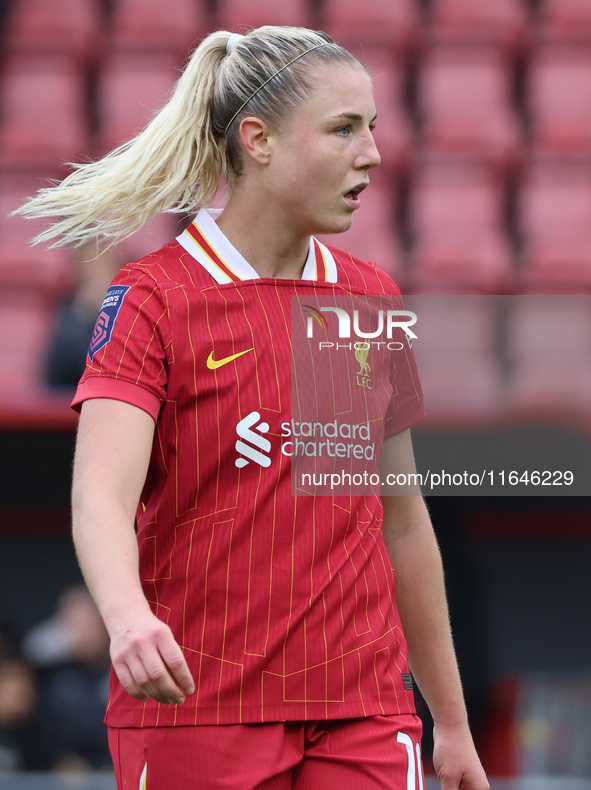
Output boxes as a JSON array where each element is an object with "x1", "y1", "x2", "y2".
[
  {"x1": 429, "y1": 0, "x2": 529, "y2": 48},
  {"x1": 407, "y1": 295, "x2": 502, "y2": 417},
  {"x1": 418, "y1": 43, "x2": 522, "y2": 167},
  {"x1": 218, "y1": 0, "x2": 311, "y2": 31},
  {"x1": 316, "y1": 173, "x2": 402, "y2": 281},
  {"x1": 111, "y1": 0, "x2": 206, "y2": 53},
  {"x1": 519, "y1": 156, "x2": 591, "y2": 290},
  {"x1": 338, "y1": 40, "x2": 413, "y2": 175},
  {"x1": 509, "y1": 296, "x2": 591, "y2": 362},
  {"x1": 0, "y1": 53, "x2": 87, "y2": 166},
  {"x1": 3, "y1": 0, "x2": 101, "y2": 58},
  {"x1": 0, "y1": 168, "x2": 72, "y2": 294},
  {"x1": 528, "y1": 43, "x2": 591, "y2": 154},
  {"x1": 506, "y1": 297, "x2": 591, "y2": 414},
  {"x1": 409, "y1": 156, "x2": 514, "y2": 293},
  {"x1": 322, "y1": 0, "x2": 420, "y2": 50},
  {"x1": 0, "y1": 290, "x2": 55, "y2": 389},
  {"x1": 121, "y1": 213, "x2": 180, "y2": 263},
  {"x1": 97, "y1": 50, "x2": 180, "y2": 154},
  {"x1": 539, "y1": 0, "x2": 591, "y2": 36}
]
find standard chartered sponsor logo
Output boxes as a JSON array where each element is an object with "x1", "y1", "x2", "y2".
[
  {"x1": 235, "y1": 411, "x2": 272, "y2": 468},
  {"x1": 234, "y1": 414, "x2": 375, "y2": 467},
  {"x1": 280, "y1": 419, "x2": 374, "y2": 459}
]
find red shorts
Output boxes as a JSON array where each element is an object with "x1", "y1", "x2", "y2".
[{"x1": 108, "y1": 714, "x2": 424, "y2": 790}]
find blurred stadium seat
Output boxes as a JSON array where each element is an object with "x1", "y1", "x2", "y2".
[
  {"x1": 519, "y1": 155, "x2": 591, "y2": 290},
  {"x1": 316, "y1": 172, "x2": 402, "y2": 281},
  {"x1": 218, "y1": 0, "x2": 311, "y2": 30},
  {"x1": 2, "y1": 0, "x2": 101, "y2": 58},
  {"x1": 528, "y1": 42, "x2": 591, "y2": 154},
  {"x1": 97, "y1": 50, "x2": 179, "y2": 154},
  {"x1": 0, "y1": 168, "x2": 72, "y2": 293},
  {"x1": 539, "y1": 0, "x2": 591, "y2": 35},
  {"x1": 408, "y1": 295, "x2": 502, "y2": 416},
  {"x1": 111, "y1": 0, "x2": 206, "y2": 53},
  {"x1": 121, "y1": 214, "x2": 179, "y2": 264},
  {"x1": 0, "y1": 53, "x2": 87, "y2": 166},
  {"x1": 508, "y1": 296, "x2": 591, "y2": 363},
  {"x1": 418, "y1": 43, "x2": 522, "y2": 166},
  {"x1": 322, "y1": 0, "x2": 420, "y2": 50},
  {"x1": 428, "y1": 0, "x2": 529, "y2": 49},
  {"x1": 0, "y1": 290, "x2": 55, "y2": 389},
  {"x1": 506, "y1": 296, "x2": 591, "y2": 414},
  {"x1": 409, "y1": 156, "x2": 514, "y2": 292}
]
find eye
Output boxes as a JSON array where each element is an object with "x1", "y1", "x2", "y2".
[
  {"x1": 336, "y1": 125, "x2": 351, "y2": 135},
  {"x1": 369, "y1": 122, "x2": 376, "y2": 132}
]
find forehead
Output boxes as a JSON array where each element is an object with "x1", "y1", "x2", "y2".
[{"x1": 298, "y1": 64, "x2": 375, "y2": 121}]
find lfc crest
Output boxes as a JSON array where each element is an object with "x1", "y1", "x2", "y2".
[{"x1": 354, "y1": 345, "x2": 372, "y2": 389}]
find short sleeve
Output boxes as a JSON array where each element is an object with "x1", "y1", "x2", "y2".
[
  {"x1": 383, "y1": 293, "x2": 426, "y2": 439},
  {"x1": 71, "y1": 266, "x2": 170, "y2": 422}
]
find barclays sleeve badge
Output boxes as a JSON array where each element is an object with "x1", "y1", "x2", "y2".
[{"x1": 88, "y1": 285, "x2": 131, "y2": 361}]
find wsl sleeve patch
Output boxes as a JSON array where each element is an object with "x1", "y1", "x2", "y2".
[{"x1": 88, "y1": 285, "x2": 131, "y2": 361}]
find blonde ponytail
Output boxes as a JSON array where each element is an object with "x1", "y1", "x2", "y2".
[{"x1": 15, "y1": 26, "x2": 362, "y2": 249}]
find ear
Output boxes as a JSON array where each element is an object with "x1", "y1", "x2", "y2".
[{"x1": 238, "y1": 116, "x2": 273, "y2": 167}]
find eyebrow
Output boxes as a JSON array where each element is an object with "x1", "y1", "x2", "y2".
[{"x1": 329, "y1": 112, "x2": 378, "y2": 122}]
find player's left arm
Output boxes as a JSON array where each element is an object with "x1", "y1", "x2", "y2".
[{"x1": 379, "y1": 429, "x2": 489, "y2": 790}]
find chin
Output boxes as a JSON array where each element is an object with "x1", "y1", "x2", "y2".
[{"x1": 313, "y1": 215, "x2": 354, "y2": 237}]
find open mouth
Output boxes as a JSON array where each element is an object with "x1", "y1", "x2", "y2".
[{"x1": 343, "y1": 183, "x2": 368, "y2": 203}]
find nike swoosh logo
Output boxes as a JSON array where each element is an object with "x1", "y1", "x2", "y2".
[{"x1": 206, "y1": 348, "x2": 254, "y2": 369}]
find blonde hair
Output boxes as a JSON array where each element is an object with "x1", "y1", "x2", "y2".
[{"x1": 15, "y1": 26, "x2": 362, "y2": 249}]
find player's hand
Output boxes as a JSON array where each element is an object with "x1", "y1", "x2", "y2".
[
  {"x1": 432, "y1": 721, "x2": 490, "y2": 790},
  {"x1": 108, "y1": 606, "x2": 195, "y2": 705}
]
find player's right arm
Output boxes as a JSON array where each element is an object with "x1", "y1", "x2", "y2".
[{"x1": 71, "y1": 397, "x2": 195, "y2": 705}]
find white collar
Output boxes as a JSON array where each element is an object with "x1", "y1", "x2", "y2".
[{"x1": 176, "y1": 207, "x2": 338, "y2": 284}]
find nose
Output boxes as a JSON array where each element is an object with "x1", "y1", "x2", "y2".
[{"x1": 357, "y1": 128, "x2": 381, "y2": 170}]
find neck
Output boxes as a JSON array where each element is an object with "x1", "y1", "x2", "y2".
[{"x1": 214, "y1": 189, "x2": 311, "y2": 279}]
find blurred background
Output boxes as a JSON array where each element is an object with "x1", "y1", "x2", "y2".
[{"x1": 0, "y1": 0, "x2": 590, "y2": 787}]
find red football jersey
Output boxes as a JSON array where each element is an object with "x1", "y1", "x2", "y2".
[{"x1": 72, "y1": 208, "x2": 425, "y2": 727}]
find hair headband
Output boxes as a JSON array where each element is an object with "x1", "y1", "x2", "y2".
[
  {"x1": 224, "y1": 41, "x2": 332, "y2": 134},
  {"x1": 226, "y1": 33, "x2": 243, "y2": 55}
]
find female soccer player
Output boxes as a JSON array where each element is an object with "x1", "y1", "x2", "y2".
[{"x1": 18, "y1": 26, "x2": 489, "y2": 790}]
